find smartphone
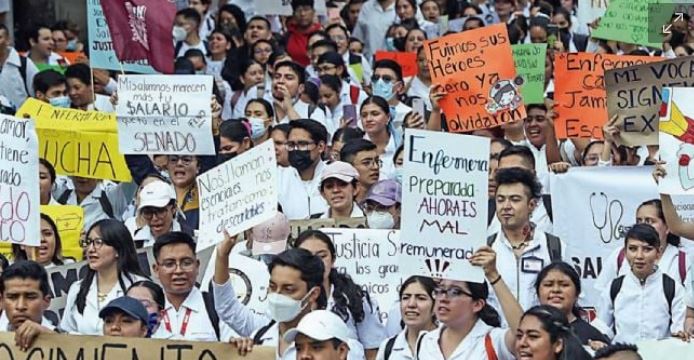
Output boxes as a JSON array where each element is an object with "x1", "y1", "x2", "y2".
[
  {"x1": 547, "y1": 24, "x2": 559, "y2": 47},
  {"x1": 343, "y1": 104, "x2": 358, "y2": 128},
  {"x1": 412, "y1": 98, "x2": 425, "y2": 118}
]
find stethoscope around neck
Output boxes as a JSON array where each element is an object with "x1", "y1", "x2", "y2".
[{"x1": 589, "y1": 192, "x2": 624, "y2": 244}]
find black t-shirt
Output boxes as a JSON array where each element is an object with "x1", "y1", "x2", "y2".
[{"x1": 570, "y1": 318, "x2": 610, "y2": 345}]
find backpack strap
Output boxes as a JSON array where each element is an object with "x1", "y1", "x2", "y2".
[
  {"x1": 487, "y1": 198, "x2": 496, "y2": 226},
  {"x1": 174, "y1": 41, "x2": 183, "y2": 57},
  {"x1": 678, "y1": 251, "x2": 687, "y2": 285},
  {"x1": 98, "y1": 190, "x2": 115, "y2": 219},
  {"x1": 542, "y1": 194, "x2": 553, "y2": 222},
  {"x1": 617, "y1": 248, "x2": 626, "y2": 274},
  {"x1": 414, "y1": 332, "x2": 426, "y2": 360},
  {"x1": 308, "y1": 103, "x2": 316, "y2": 118},
  {"x1": 384, "y1": 335, "x2": 397, "y2": 360},
  {"x1": 610, "y1": 275, "x2": 625, "y2": 305},
  {"x1": 485, "y1": 333, "x2": 499, "y2": 360},
  {"x1": 349, "y1": 85, "x2": 359, "y2": 105},
  {"x1": 19, "y1": 55, "x2": 29, "y2": 95},
  {"x1": 57, "y1": 189, "x2": 72, "y2": 205},
  {"x1": 202, "y1": 283, "x2": 221, "y2": 340},
  {"x1": 487, "y1": 233, "x2": 497, "y2": 247},
  {"x1": 252, "y1": 320, "x2": 276, "y2": 345},
  {"x1": 545, "y1": 233, "x2": 561, "y2": 262},
  {"x1": 663, "y1": 273, "x2": 675, "y2": 320},
  {"x1": 230, "y1": 90, "x2": 243, "y2": 109}
]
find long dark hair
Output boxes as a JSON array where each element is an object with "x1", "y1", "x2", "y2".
[
  {"x1": 128, "y1": 280, "x2": 166, "y2": 311},
  {"x1": 534, "y1": 262, "x2": 582, "y2": 318},
  {"x1": 637, "y1": 199, "x2": 680, "y2": 246},
  {"x1": 294, "y1": 230, "x2": 373, "y2": 323},
  {"x1": 400, "y1": 276, "x2": 437, "y2": 328},
  {"x1": 12, "y1": 213, "x2": 65, "y2": 265},
  {"x1": 464, "y1": 280, "x2": 501, "y2": 327},
  {"x1": 520, "y1": 305, "x2": 593, "y2": 360},
  {"x1": 76, "y1": 219, "x2": 146, "y2": 314}
]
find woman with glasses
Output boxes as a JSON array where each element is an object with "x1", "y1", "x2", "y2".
[
  {"x1": 295, "y1": 230, "x2": 386, "y2": 360},
  {"x1": 417, "y1": 246, "x2": 523, "y2": 359},
  {"x1": 132, "y1": 180, "x2": 194, "y2": 248},
  {"x1": 60, "y1": 219, "x2": 147, "y2": 335},
  {"x1": 127, "y1": 280, "x2": 166, "y2": 337}
]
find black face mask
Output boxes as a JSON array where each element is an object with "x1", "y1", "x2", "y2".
[
  {"x1": 288, "y1": 150, "x2": 314, "y2": 171},
  {"x1": 217, "y1": 152, "x2": 238, "y2": 165}
]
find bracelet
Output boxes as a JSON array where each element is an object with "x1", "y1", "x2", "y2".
[{"x1": 490, "y1": 274, "x2": 502, "y2": 286}]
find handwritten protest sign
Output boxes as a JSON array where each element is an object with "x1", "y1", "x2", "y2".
[
  {"x1": 423, "y1": 23, "x2": 526, "y2": 132},
  {"x1": 256, "y1": 0, "x2": 293, "y2": 16},
  {"x1": 0, "y1": 116, "x2": 40, "y2": 246},
  {"x1": 401, "y1": 130, "x2": 488, "y2": 282},
  {"x1": 41, "y1": 205, "x2": 84, "y2": 260},
  {"x1": 116, "y1": 75, "x2": 215, "y2": 155},
  {"x1": 322, "y1": 228, "x2": 401, "y2": 321},
  {"x1": 577, "y1": 0, "x2": 609, "y2": 28},
  {"x1": 288, "y1": 217, "x2": 367, "y2": 240},
  {"x1": 17, "y1": 98, "x2": 132, "y2": 182},
  {"x1": 197, "y1": 140, "x2": 278, "y2": 252},
  {"x1": 550, "y1": 167, "x2": 658, "y2": 308},
  {"x1": 605, "y1": 56, "x2": 694, "y2": 146},
  {"x1": 0, "y1": 331, "x2": 274, "y2": 359},
  {"x1": 591, "y1": 0, "x2": 675, "y2": 48},
  {"x1": 553, "y1": 52, "x2": 656, "y2": 139},
  {"x1": 658, "y1": 87, "x2": 694, "y2": 195},
  {"x1": 374, "y1": 51, "x2": 418, "y2": 78},
  {"x1": 86, "y1": 0, "x2": 156, "y2": 73},
  {"x1": 512, "y1": 44, "x2": 547, "y2": 104}
]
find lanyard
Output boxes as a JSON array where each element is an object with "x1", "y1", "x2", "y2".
[{"x1": 162, "y1": 308, "x2": 192, "y2": 336}]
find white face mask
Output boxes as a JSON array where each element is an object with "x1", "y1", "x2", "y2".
[
  {"x1": 172, "y1": 26, "x2": 187, "y2": 42},
  {"x1": 367, "y1": 210, "x2": 395, "y2": 229},
  {"x1": 267, "y1": 291, "x2": 311, "y2": 322}
]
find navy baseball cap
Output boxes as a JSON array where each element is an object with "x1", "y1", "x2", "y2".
[{"x1": 99, "y1": 296, "x2": 149, "y2": 324}]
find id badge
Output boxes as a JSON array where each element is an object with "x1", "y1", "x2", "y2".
[{"x1": 521, "y1": 256, "x2": 544, "y2": 273}]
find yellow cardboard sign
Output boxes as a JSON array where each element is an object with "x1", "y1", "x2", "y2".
[
  {"x1": 41, "y1": 205, "x2": 84, "y2": 261},
  {"x1": 17, "y1": 98, "x2": 132, "y2": 182}
]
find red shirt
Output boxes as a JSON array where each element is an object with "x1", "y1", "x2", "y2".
[{"x1": 285, "y1": 21, "x2": 322, "y2": 67}]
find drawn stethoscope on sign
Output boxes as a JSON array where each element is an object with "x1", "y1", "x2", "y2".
[{"x1": 589, "y1": 192, "x2": 624, "y2": 244}]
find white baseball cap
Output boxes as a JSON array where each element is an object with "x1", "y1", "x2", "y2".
[
  {"x1": 284, "y1": 310, "x2": 352, "y2": 346},
  {"x1": 138, "y1": 181, "x2": 176, "y2": 210}
]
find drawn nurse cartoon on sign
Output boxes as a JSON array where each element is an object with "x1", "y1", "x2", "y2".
[
  {"x1": 485, "y1": 77, "x2": 524, "y2": 114},
  {"x1": 658, "y1": 87, "x2": 694, "y2": 193}
]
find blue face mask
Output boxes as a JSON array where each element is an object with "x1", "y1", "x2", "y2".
[
  {"x1": 393, "y1": 167, "x2": 403, "y2": 184},
  {"x1": 49, "y1": 96, "x2": 71, "y2": 108},
  {"x1": 385, "y1": 37, "x2": 396, "y2": 51},
  {"x1": 248, "y1": 117, "x2": 267, "y2": 140},
  {"x1": 66, "y1": 38, "x2": 78, "y2": 51},
  {"x1": 146, "y1": 312, "x2": 159, "y2": 337},
  {"x1": 373, "y1": 79, "x2": 394, "y2": 101}
]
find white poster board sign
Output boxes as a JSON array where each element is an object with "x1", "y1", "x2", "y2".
[
  {"x1": 400, "y1": 130, "x2": 489, "y2": 282},
  {"x1": 577, "y1": 0, "x2": 609, "y2": 27},
  {"x1": 321, "y1": 228, "x2": 401, "y2": 322},
  {"x1": 0, "y1": 116, "x2": 40, "y2": 246},
  {"x1": 116, "y1": 75, "x2": 215, "y2": 155},
  {"x1": 196, "y1": 140, "x2": 278, "y2": 252},
  {"x1": 550, "y1": 166, "x2": 658, "y2": 308}
]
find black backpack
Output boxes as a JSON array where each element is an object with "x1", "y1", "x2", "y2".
[
  {"x1": 487, "y1": 232, "x2": 562, "y2": 262},
  {"x1": 610, "y1": 273, "x2": 675, "y2": 323},
  {"x1": 202, "y1": 281, "x2": 221, "y2": 340},
  {"x1": 252, "y1": 320, "x2": 277, "y2": 345},
  {"x1": 384, "y1": 335, "x2": 397, "y2": 360}
]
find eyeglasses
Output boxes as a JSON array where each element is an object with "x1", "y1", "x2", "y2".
[
  {"x1": 433, "y1": 287, "x2": 473, "y2": 299},
  {"x1": 363, "y1": 202, "x2": 391, "y2": 213},
  {"x1": 141, "y1": 206, "x2": 171, "y2": 220},
  {"x1": 317, "y1": 65, "x2": 337, "y2": 74},
  {"x1": 371, "y1": 74, "x2": 396, "y2": 83},
  {"x1": 81, "y1": 237, "x2": 105, "y2": 249},
  {"x1": 168, "y1": 156, "x2": 194, "y2": 166},
  {"x1": 359, "y1": 157, "x2": 382, "y2": 168},
  {"x1": 159, "y1": 258, "x2": 197, "y2": 272},
  {"x1": 285, "y1": 141, "x2": 316, "y2": 151}
]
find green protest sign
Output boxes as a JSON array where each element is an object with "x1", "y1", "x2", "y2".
[
  {"x1": 512, "y1": 44, "x2": 547, "y2": 104},
  {"x1": 591, "y1": 0, "x2": 676, "y2": 48}
]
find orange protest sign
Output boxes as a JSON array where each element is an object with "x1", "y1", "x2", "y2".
[
  {"x1": 59, "y1": 51, "x2": 88, "y2": 64},
  {"x1": 422, "y1": 23, "x2": 525, "y2": 132},
  {"x1": 374, "y1": 51, "x2": 418, "y2": 77},
  {"x1": 553, "y1": 52, "x2": 657, "y2": 139}
]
